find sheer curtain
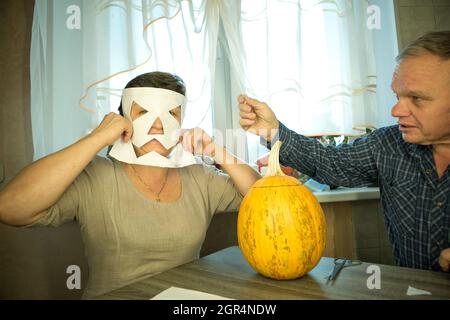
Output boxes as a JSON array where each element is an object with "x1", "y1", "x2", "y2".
[
  {"x1": 30, "y1": 0, "x2": 244, "y2": 159},
  {"x1": 237, "y1": 0, "x2": 380, "y2": 164},
  {"x1": 31, "y1": 0, "x2": 385, "y2": 164}
]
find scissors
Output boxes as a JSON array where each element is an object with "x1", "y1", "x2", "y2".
[{"x1": 326, "y1": 257, "x2": 362, "y2": 284}]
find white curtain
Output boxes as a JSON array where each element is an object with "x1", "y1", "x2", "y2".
[
  {"x1": 31, "y1": 0, "x2": 247, "y2": 160},
  {"x1": 238, "y1": 0, "x2": 380, "y2": 163},
  {"x1": 31, "y1": 0, "x2": 382, "y2": 164}
]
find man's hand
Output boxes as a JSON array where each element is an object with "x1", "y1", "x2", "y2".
[
  {"x1": 438, "y1": 248, "x2": 450, "y2": 272},
  {"x1": 90, "y1": 112, "x2": 133, "y2": 147},
  {"x1": 238, "y1": 95, "x2": 279, "y2": 141}
]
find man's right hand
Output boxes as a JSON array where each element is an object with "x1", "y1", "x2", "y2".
[
  {"x1": 90, "y1": 112, "x2": 133, "y2": 147},
  {"x1": 238, "y1": 95, "x2": 279, "y2": 142}
]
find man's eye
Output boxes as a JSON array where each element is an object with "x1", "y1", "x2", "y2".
[
  {"x1": 139, "y1": 110, "x2": 147, "y2": 115},
  {"x1": 169, "y1": 111, "x2": 175, "y2": 116},
  {"x1": 411, "y1": 96, "x2": 422, "y2": 103}
]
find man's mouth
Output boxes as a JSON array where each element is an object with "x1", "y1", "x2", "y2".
[{"x1": 399, "y1": 123, "x2": 417, "y2": 131}]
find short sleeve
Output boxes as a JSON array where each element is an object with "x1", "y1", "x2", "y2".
[
  {"x1": 21, "y1": 157, "x2": 105, "y2": 228},
  {"x1": 22, "y1": 182, "x2": 82, "y2": 228},
  {"x1": 204, "y1": 165, "x2": 243, "y2": 214}
]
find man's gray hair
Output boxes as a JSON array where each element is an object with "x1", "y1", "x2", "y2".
[{"x1": 396, "y1": 31, "x2": 450, "y2": 63}]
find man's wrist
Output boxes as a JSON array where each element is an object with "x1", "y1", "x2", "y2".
[
  {"x1": 268, "y1": 126, "x2": 279, "y2": 142},
  {"x1": 260, "y1": 121, "x2": 283, "y2": 150},
  {"x1": 261, "y1": 121, "x2": 280, "y2": 142}
]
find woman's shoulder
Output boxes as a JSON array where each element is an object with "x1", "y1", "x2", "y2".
[
  {"x1": 183, "y1": 163, "x2": 227, "y2": 178},
  {"x1": 72, "y1": 155, "x2": 121, "y2": 192},
  {"x1": 182, "y1": 164, "x2": 231, "y2": 187},
  {"x1": 80, "y1": 155, "x2": 119, "y2": 183},
  {"x1": 86, "y1": 155, "x2": 116, "y2": 172}
]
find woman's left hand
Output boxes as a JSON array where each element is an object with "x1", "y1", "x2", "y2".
[
  {"x1": 180, "y1": 128, "x2": 216, "y2": 158},
  {"x1": 181, "y1": 128, "x2": 261, "y2": 197}
]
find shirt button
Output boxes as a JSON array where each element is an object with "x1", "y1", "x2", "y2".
[
  {"x1": 436, "y1": 202, "x2": 444, "y2": 208},
  {"x1": 433, "y1": 240, "x2": 443, "y2": 247},
  {"x1": 424, "y1": 169, "x2": 432, "y2": 175}
]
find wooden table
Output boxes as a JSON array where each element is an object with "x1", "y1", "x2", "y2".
[{"x1": 98, "y1": 246, "x2": 450, "y2": 300}]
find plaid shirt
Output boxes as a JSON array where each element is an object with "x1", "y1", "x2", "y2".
[{"x1": 264, "y1": 122, "x2": 450, "y2": 271}]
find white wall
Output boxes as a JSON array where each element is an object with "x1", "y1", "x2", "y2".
[{"x1": 370, "y1": 0, "x2": 399, "y2": 128}]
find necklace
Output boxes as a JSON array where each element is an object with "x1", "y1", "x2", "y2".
[{"x1": 130, "y1": 165, "x2": 170, "y2": 202}]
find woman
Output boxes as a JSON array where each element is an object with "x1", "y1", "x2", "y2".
[{"x1": 0, "y1": 72, "x2": 261, "y2": 298}]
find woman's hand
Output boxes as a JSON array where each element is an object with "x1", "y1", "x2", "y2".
[
  {"x1": 180, "y1": 127, "x2": 216, "y2": 158},
  {"x1": 0, "y1": 113, "x2": 129, "y2": 226},
  {"x1": 180, "y1": 127, "x2": 261, "y2": 196},
  {"x1": 238, "y1": 95, "x2": 279, "y2": 141},
  {"x1": 90, "y1": 112, "x2": 133, "y2": 147}
]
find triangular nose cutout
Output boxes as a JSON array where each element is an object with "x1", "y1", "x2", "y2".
[{"x1": 147, "y1": 117, "x2": 165, "y2": 135}]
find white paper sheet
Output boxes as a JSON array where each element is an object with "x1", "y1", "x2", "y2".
[
  {"x1": 122, "y1": 87, "x2": 186, "y2": 150},
  {"x1": 151, "y1": 286, "x2": 233, "y2": 300},
  {"x1": 109, "y1": 87, "x2": 198, "y2": 168},
  {"x1": 406, "y1": 286, "x2": 432, "y2": 296},
  {"x1": 109, "y1": 139, "x2": 201, "y2": 168}
]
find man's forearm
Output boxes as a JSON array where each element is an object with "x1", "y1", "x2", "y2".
[{"x1": 261, "y1": 122, "x2": 378, "y2": 187}]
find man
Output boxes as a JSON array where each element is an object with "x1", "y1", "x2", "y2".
[{"x1": 239, "y1": 31, "x2": 450, "y2": 272}]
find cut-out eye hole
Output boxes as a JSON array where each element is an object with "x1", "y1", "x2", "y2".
[
  {"x1": 169, "y1": 106, "x2": 181, "y2": 117},
  {"x1": 131, "y1": 102, "x2": 148, "y2": 119}
]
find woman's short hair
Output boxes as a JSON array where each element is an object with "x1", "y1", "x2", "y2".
[
  {"x1": 396, "y1": 31, "x2": 450, "y2": 63},
  {"x1": 118, "y1": 71, "x2": 186, "y2": 116}
]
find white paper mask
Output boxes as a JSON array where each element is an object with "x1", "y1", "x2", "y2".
[{"x1": 109, "y1": 87, "x2": 199, "y2": 168}]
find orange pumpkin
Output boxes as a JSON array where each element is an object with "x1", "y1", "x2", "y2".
[{"x1": 238, "y1": 141, "x2": 326, "y2": 280}]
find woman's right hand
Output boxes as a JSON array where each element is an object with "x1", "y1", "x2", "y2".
[
  {"x1": 0, "y1": 112, "x2": 133, "y2": 226},
  {"x1": 90, "y1": 112, "x2": 133, "y2": 147}
]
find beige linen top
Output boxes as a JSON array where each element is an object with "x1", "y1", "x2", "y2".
[{"x1": 26, "y1": 156, "x2": 243, "y2": 299}]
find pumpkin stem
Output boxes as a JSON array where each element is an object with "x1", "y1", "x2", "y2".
[{"x1": 266, "y1": 141, "x2": 286, "y2": 177}]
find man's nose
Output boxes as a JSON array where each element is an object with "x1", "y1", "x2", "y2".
[{"x1": 391, "y1": 99, "x2": 410, "y2": 118}]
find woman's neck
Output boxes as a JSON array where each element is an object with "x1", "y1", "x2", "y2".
[{"x1": 128, "y1": 163, "x2": 170, "y2": 182}]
